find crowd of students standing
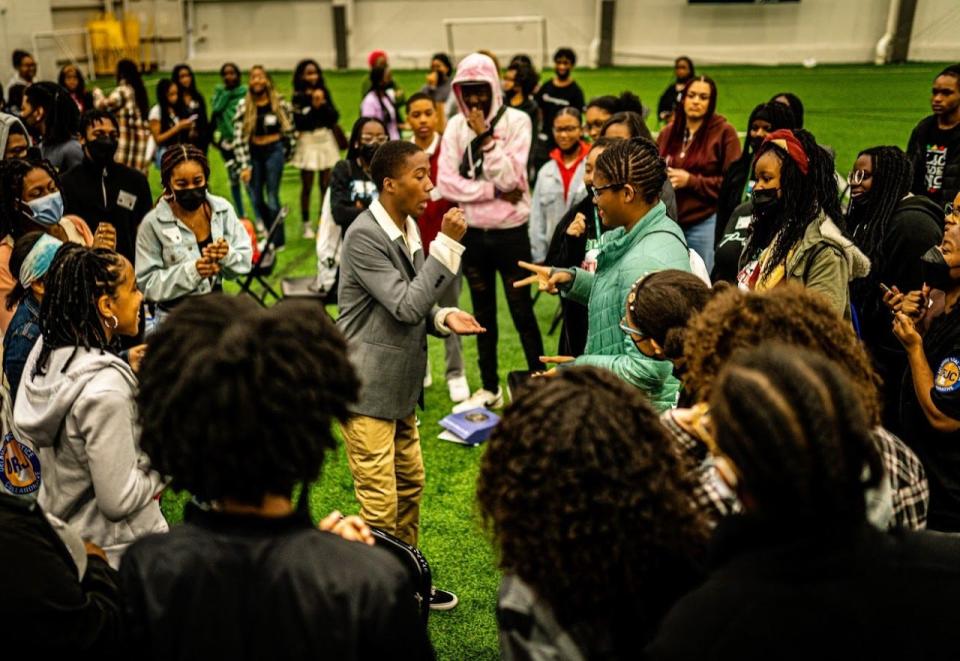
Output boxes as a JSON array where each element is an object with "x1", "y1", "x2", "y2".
[{"x1": 2, "y1": 45, "x2": 960, "y2": 659}]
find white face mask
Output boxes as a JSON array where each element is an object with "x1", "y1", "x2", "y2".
[{"x1": 24, "y1": 191, "x2": 64, "y2": 226}]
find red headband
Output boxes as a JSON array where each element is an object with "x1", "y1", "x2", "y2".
[{"x1": 759, "y1": 129, "x2": 809, "y2": 175}]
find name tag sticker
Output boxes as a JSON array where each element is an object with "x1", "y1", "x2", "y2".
[
  {"x1": 264, "y1": 114, "x2": 278, "y2": 127},
  {"x1": 735, "y1": 215, "x2": 752, "y2": 230},
  {"x1": 116, "y1": 189, "x2": 137, "y2": 210},
  {"x1": 162, "y1": 227, "x2": 182, "y2": 244}
]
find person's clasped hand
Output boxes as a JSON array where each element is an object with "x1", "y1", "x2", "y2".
[{"x1": 318, "y1": 510, "x2": 375, "y2": 546}]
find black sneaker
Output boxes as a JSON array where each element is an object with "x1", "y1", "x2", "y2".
[{"x1": 429, "y1": 586, "x2": 459, "y2": 611}]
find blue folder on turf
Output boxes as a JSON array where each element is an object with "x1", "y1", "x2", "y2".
[{"x1": 438, "y1": 408, "x2": 500, "y2": 446}]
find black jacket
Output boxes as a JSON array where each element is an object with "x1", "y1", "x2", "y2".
[
  {"x1": 647, "y1": 516, "x2": 960, "y2": 660},
  {"x1": 292, "y1": 90, "x2": 340, "y2": 131},
  {"x1": 0, "y1": 494, "x2": 123, "y2": 655},
  {"x1": 119, "y1": 502, "x2": 433, "y2": 661},
  {"x1": 851, "y1": 195, "x2": 944, "y2": 431},
  {"x1": 330, "y1": 159, "x2": 375, "y2": 232},
  {"x1": 907, "y1": 115, "x2": 960, "y2": 209},
  {"x1": 61, "y1": 157, "x2": 153, "y2": 262}
]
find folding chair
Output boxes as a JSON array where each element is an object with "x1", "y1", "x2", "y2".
[{"x1": 238, "y1": 206, "x2": 287, "y2": 307}]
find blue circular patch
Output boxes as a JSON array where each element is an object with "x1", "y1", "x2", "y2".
[
  {"x1": 935, "y1": 357, "x2": 960, "y2": 394},
  {"x1": 0, "y1": 432, "x2": 41, "y2": 496}
]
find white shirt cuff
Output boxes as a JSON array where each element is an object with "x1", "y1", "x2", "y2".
[
  {"x1": 434, "y1": 307, "x2": 460, "y2": 336},
  {"x1": 429, "y1": 232, "x2": 465, "y2": 275}
]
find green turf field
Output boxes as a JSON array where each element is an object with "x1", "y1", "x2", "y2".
[{"x1": 147, "y1": 62, "x2": 949, "y2": 659}]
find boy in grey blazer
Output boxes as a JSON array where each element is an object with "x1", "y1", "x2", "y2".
[{"x1": 337, "y1": 141, "x2": 483, "y2": 561}]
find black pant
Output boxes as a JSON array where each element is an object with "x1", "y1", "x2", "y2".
[{"x1": 461, "y1": 225, "x2": 544, "y2": 391}]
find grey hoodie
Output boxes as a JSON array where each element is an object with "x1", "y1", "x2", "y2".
[
  {"x1": 0, "y1": 111, "x2": 30, "y2": 156},
  {"x1": 13, "y1": 340, "x2": 167, "y2": 568}
]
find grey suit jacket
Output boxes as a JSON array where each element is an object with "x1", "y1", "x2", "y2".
[{"x1": 336, "y1": 209, "x2": 456, "y2": 420}]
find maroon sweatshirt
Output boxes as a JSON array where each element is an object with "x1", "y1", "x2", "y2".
[{"x1": 657, "y1": 113, "x2": 741, "y2": 226}]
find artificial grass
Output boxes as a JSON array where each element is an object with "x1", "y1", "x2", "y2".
[{"x1": 146, "y1": 62, "x2": 948, "y2": 659}]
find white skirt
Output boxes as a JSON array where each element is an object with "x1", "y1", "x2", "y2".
[{"x1": 291, "y1": 128, "x2": 341, "y2": 171}]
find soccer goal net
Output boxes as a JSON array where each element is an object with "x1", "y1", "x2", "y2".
[{"x1": 443, "y1": 16, "x2": 548, "y2": 69}]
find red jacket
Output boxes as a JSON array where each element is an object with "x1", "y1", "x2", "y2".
[
  {"x1": 657, "y1": 114, "x2": 741, "y2": 226},
  {"x1": 417, "y1": 133, "x2": 456, "y2": 255}
]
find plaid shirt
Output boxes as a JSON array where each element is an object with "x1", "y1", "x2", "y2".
[
  {"x1": 660, "y1": 409, "x2": 929, "y2": 531},
  {"x1": 231, "y1": 96, "x2": 296, "y2": 173},
  {"x1": 104, "y1": 84, "x2": 151, "y2": 173}
]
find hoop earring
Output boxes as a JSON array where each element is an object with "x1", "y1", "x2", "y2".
[
  {"x1": 107, "y1": 314, "x2": 118, "y2": 330},
  {"x1": 162, "y1": 188, "x2": 174, "y2": 202}
]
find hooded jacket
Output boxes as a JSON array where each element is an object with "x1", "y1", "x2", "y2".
[
  {"x1": 0, "y1": 111, "x2": 31, "y2": 157},
  {"x1": 13, "y1": 342, "x2": 167, "y2": 568},
  {"x1": 742, "y1": 213, "x2": 871, "y2": 319},
  {"x1": 561, "y1": 201, "x2": 691, "y2": 411},
  {"x1": 437, "y1": 53, "x2": 532, "y2": 230}
]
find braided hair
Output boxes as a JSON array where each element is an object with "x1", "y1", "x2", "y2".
[
  {"x1": 159, "y1": 143, "x2": 210, "y2": 192},
  {"x1": 710, "y1": 343, "x2": 883, "y2": 525},
  {"x1": 136, "y1": 296, "x2": 360, "y2": 505},
  {"x1": 0, "y1": 157, "x2": 62, "y2": 239},
  {"x1": 594, "y1": 137, "x2": 667, "y2": 204},
  {"x1": 34, "y1": 243, "x2": 126, "y2": 376},
  {"x1": 847, "y1": 146, "x2": 913, "y2": 271},
  {"x1": 744, "y1": 128, "x2": 842, "y2": 274}
]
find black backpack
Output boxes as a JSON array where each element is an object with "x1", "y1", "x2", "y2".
[{"x1": 370, "y1": 526, "x2": 432, "y2": 626}]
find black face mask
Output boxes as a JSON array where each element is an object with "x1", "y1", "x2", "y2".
[
  {"x1": 921, "y1": 246, "x2": 955, "y2": 290},
  {"x1": 556, "y1": 69, "x2": 571, "y2": 81},
  {"x1": 359, "y1": 143, "x2": 379, "y2": 164},
  {"x1": 751, "y1": 187, "x2": 781, "y2": 214},
  {"x1": 87, "y1": 136, "x2": 118, "y2": 168},
  {"x1": 174, "y1": 186, "x2": 207, "y2": 211}
]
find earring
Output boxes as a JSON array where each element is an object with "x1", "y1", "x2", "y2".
[
  {"x1": 162, "y1": 187, "x2": 174, "y2": 202},
  {"x1": 107, "y1": 314, "x2": 118, "y2": 329}
]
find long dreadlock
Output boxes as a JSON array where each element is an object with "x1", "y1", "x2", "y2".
[
  {"x1": 34, "y1": 243, "x2": 126, "y2": 377},
  {"x1": 0, "y1": 157, "x2": 62, "y2": 239},
  {"x1": 744, "y1": 128, "x2": 842, "y2": 274},
  {"x1": 847, "y1": 146, "x2": 913, "y2": 271}
]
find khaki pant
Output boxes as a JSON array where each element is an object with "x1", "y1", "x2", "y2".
[{"x1": 341, "y1": 413, "x2": 424, "y2": 546}]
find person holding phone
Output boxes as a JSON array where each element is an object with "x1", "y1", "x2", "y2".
[{"x1": 847, "y1": 145, "x2": 944, "y2": 431}]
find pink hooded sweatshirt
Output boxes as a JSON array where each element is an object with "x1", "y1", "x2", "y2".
[{"x1": 437, "y1": 53, "x2": 532, "y2": 230}]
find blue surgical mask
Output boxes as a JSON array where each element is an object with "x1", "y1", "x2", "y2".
[{"x1": 24, "y1": 191, "x2": 64, "y2": 227}]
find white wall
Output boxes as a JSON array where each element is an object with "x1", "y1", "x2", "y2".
[
  {"x1": 908, "y1": 0, "x2": 960, "y2": 62},
  {"x1": 4, "y1": 0, "x2": 958, "y2": 81},
  {"x1": 613, "y1": 0, "x2": 890, "y2": 66},
  {"x1": 0, "y1": 0, "x2": 55, "y2": 82}
]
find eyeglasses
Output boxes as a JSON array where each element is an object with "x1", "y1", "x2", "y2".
[
  {"x1": 619, "y1": 317, "x2": 645, "y2": 339},
  {"x1": 591, "y1": 182, "x2": 625, "y2": 199},
  {"x1": 360, "y1": 134, "x2": 388, "y2": 146},
  {"x1": 946, "y1": 202, "x2": 960, "y2": 225},
  {"x1": 848, "y1": 169, "x2": 870, "y2": 186}
]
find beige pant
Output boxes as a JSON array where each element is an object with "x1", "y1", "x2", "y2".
[{"x1": 340, "y1": 413, "x2": 424, "y2": 546}]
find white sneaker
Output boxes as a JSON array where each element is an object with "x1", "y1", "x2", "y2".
[
  {"x1": 452, "y1": 387, "x2": 503, "y2": 413},
  {"x1": 447, "y1": 375, "x2": 470, "y2": 403},
  {"x1": 302, "y1": 222, "x2": 316, "y2": 239}
]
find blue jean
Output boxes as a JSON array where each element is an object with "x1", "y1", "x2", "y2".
[
  {"x1": 683, "y1": 213, "x2": 717, "y2": 274},
  {"x1": 218, "y1": 145, "x2": 247, "y2": 219},
  {"x1": 249, "y1": 140, "x2": 286, "y2": 247}
]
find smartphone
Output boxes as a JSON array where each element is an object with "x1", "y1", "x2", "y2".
[{"x1": 878, "y1": 283, "x2": 892, "y2": 294}]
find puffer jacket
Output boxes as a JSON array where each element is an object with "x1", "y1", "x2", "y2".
[{"x1": 562, "y1": 201, "x2": 691, "y2": 410}]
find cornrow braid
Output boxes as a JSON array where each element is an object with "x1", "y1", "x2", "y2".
[
  {"x1": 0, "y1": 158, "x2": 63, "y2": 239},
  {"x1": 159, "y1": 143, "x2": 210, "y2": 191},
  {"x1": 34, "y1": 243, "x2": 126, "y2": 377},
  {"x1": 848, "y1": 146, "x2": 913, "y2": 272},
  {"x1": 710, "y1": 344, "x2": 883, "y2": 525},
  {"x1": 595, "y1": 137, "x2": 667, "y2": 204}
]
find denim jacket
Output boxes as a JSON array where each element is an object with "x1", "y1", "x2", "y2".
[
  {"x1": 135, "y1": 193, "x2": 253, "y2": 303},
  {"x1": 3, "y1": 294, "x2": 41, "y2": 403}
]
